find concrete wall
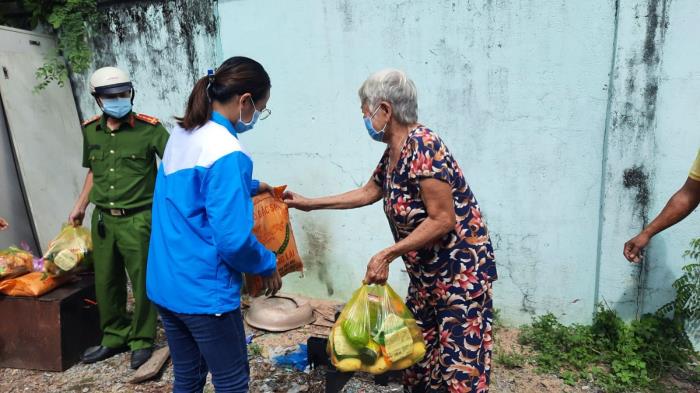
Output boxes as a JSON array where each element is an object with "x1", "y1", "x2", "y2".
[
  {"x1": 68, "y1": 0, "x2": 700, "y2": 327},
  {"x1": 71, "y1": 0, "x2": 220, "y2": 129},
  {"x1": 218, "y1": 0, "x2": 617, "y2": 324},
  {"x1": 598, "y1": 0, "x2": 700, "y2": 330},
  {"x1": 643, "y1": 1, "x2": 700, "y2": 319}
]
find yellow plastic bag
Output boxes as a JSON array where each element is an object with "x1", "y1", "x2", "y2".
[
  {"x1": 329, "y1": 284, "x2": 426, "y2": 374},
  {"x1": 244, "y1": 186, "x2": 304, "y2": 296},
  {"x1": 43, "y1": 225, "x2": 92, "y2": 277},
  {"x1": 0, "y1": 247, "x2": 34, "y2": 280}
]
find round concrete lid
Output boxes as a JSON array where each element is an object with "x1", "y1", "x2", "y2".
[{"x1": 244, "y1": 295, "x2": 316, "y2": 332}]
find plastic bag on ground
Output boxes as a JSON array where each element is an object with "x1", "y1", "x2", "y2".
[
  {"x1": 0, "y1": 272, "x2": 71, "y2": 297},
  {"x1": 43, "y1": 224, "x2": 92, "y2": 277},
  {"x1": 0, "y1": 247, "x2": 34, "y2": 280},
  {"x1": 244, "y1": 186, "x2": 304, "y2": 297},
  {"x1": 271, "y1": 344, "x2": 309, "y2": 372},
  {"x1": 329, "y1": 284, "x2": 426, "y2": 374}
]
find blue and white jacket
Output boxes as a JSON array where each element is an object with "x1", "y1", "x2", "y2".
[{"x1": 147, "y1": 112, "x2": 276, "y2": 314}]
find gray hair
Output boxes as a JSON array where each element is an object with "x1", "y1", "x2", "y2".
[{"x1": 358, "y1": 69, "x2": 418, "y2": 124}]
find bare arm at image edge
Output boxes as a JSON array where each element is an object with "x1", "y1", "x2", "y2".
[{"x1": 624, "y1": 150, "x2": 700, "y2": 262}]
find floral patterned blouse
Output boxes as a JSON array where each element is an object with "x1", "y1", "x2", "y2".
[{"x1": 372, "y1": 126, "x2": 497, "y2": 300}]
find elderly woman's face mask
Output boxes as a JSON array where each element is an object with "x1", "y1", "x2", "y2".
[{"x1": 364, "y1": 105, "x2": 388, "y2": 142}]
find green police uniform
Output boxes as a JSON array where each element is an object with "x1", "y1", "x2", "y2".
[{"x1": 82, "y1": 112, "x2": 169, "y2": 350}]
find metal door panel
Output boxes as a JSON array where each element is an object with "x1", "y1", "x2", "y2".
[
  {"x1": 0, "y1": 28, "x2": 85, "y2": 250},
  {"x1": 0, "y1": 95, "x2": 36, "y2": 251}
]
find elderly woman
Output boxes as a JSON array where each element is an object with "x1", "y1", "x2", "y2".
[{"x1": 285, "y1": 69, "x2": 497, "y2": 393}]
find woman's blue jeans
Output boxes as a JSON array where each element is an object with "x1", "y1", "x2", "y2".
[{"x1": 157, "y1": 305, "x2": 249, "y2": 393}]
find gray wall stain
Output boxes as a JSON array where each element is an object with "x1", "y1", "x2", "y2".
[
  {"x1": 301, "y1": 221, "x2": 335, "y2": 297},
  {"x1": 640, "y1": 0, "x2": 670, "y2": 125},
  {"x1": 622, "y1": 164, "x2": 652, "y2": 318},
  {"x1": 608, "y1": 0, "x2": 669, "y2": 243},
  {"x1": 337, "y1": 0, "x2": 353, "y2": 32},
  {"x1": 70, "y1": 0, "x2": 219, "y2": 127},
  {"x1": 612, "y1": 0, "x2": 670, "y2": 141},
  {"x1": 622, "y1": 165, "x2": 651, "y2": 225}
]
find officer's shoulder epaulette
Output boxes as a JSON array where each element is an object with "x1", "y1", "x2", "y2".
[
  {"x1": 135, "y1": 113, "x2": 160, "y2": 126},
  {"x1": 82, "y1": 115, "x2": 101, "y2": 127}
]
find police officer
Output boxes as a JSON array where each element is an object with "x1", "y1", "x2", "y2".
[{"x1": 68, "y1": 66, "x2": 169, "y2": 369}]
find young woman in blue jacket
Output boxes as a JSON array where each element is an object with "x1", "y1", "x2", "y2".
[{"x1": 147, "y1": 56, "x2": 281, "y2": 393}]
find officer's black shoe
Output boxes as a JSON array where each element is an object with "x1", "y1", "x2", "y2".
[
  {"x1": 131, "y1": 348, "x2": 154, "y2": 370},
  {"x1": 81, "y1": 345, "x2": 127, "y2": 364}
]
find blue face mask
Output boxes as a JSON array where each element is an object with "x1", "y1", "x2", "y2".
[
  {"x1": 101, "y1": 97, "x2": 132, "y2": 119},
  {"x1": 234, "y1": 96, "x2": 262, "y2": 133},
  {"x1": 364, "y1": 106, "x2": 387, "y2": 142}
]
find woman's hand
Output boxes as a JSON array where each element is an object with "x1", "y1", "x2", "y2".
[
  {"x1": 261, "y1": 268, "x2": 282, "y2": 297},
  {"x1": 364, "y1": 249, "x2": 397, "y2": 285},
  {"x1": 283, "y1": 191, "x2": 315, "y2": 212}
]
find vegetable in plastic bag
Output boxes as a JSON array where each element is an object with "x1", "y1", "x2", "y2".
[
  {"x1": 43, "y1": 224, "x2": 92, "y2": 277},
  {"x1": 330, "y1": 283, "x2": 427, "y2": 375},
  {"x1": 359, "y1": 340, "x2": 380, "y2": 365},
  {"x1": 0, "y1": 247, "x2": 34, "y2": 280}
]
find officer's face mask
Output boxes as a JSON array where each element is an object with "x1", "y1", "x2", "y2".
[
  {"x1": 101, "y1": 97, "x2": 132, "y2": 119},
  {"x1": 363, "y1": 105, "x2": 388, "y2": 142},
  {"x1": 234, "y1": 96, "x2": 261, "y2": 134}
]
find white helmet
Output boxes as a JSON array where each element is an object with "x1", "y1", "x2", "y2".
[{"x1": 89, "y1": 66, "x2": 133, "y2": 95}]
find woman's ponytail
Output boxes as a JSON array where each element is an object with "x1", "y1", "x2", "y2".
[
  {"x1": 176, "y1": 76, "x2": 212, "y2": 130},
  {"x1": 176, "y1": 57, "x2": 270, "y2": 131}
]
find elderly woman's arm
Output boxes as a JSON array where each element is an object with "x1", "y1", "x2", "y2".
[
  {"x1": 364, "y1": 178, "x2": 456, "y2": 284},
  {"x1": 284, "y1": 178, "x2": 382, "y2": 211}
]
